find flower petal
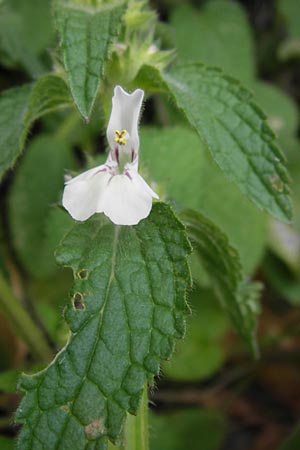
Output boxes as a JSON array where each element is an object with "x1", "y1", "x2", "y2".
[
  {"x1": 102, "y1": 172, "x2": 155, "y2": 225},
  {"x1": 106, "y1": 85, "x2": 144, "y2": 152},
  {"x1": 65, "y1": 165, "x2": 106, "y2": 185},
  {"x1": 63, "y1": 169, "x2": 111, "y2": 221},
  {"x1": 128, "y1": 167, "x2": 159, "y2": 199}
]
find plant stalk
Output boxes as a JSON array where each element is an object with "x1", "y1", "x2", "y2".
[{"x1": 108, "y1": 383, "x2": 149, "y2": 450}]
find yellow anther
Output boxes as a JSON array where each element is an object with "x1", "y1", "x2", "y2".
[{"x1": 114, "y1": 129, "x2": 127, "y2": 145}]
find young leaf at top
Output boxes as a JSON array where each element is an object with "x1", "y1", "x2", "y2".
[
  {"x1": 135, "y1": 63, "x2": 292, "y2": 223},
  {"x1": 54, "y1": 1, "x2": 127, "y2": 121},
  {"x1": 16, "y1": 203, "x2": 192, "y2": 449},
  {"x1": 0, "y1": 74, "x2": 71, "y2": 180},
  {"x1": 181, "y1": 209, "x2": 259, "y2": 355}
]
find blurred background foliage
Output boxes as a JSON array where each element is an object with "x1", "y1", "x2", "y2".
[{"x1": 0, "y1": 0, "x2": 300, "y2": 449}]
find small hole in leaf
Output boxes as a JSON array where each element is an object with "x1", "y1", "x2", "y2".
[
  {"x1": 72, "y1": 292, "x2": 85, "y2": 310},
  {"x1": 78, "y1": 269, "x2": 88, "y2": 280},
  {"x1": 60, "y1": 404, "x2": 70, "y2": 414}
]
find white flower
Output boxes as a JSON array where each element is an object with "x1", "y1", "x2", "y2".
[{"x1": 62, "y1": 85, "x2": 158, "y2": 226}]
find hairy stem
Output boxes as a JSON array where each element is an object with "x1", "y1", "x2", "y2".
[{"x1": 0, "y1": 272, "x2": 52, "y2": 363}]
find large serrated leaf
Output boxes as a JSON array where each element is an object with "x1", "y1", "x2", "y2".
[
  {"x1": 181, "y1": 209, "x2": 259, "y2": 354},
  {"x1": 135, "y1": 63, "x2": 292, "y2": 222},
  {"x1": 0, "y1": 75, "x2": 71, "y2": 180},
  {"x1": 54, "y1": 1, "x2": 126, "y2": 120},
  {"x1": 16, "y1": 203, "x2": 191, "y2": 449}
]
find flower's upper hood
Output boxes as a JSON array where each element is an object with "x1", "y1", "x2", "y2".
[{"x1": 106, "y1": 85, "x2": 144, "y2": 155}]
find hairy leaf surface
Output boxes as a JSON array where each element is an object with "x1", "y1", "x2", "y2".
[
  {"x1": 136, "y1": 63, "x2": 292, "y2": 222},
  {"x1": 55, "y1": 1, "x2": 126, "y2": 120},
  {"x1": 181, "y1": 209, "x2": 259, "y2": 354},
  {"x1": 0, "y1": 75, "x2": 71, "y2": 180},
  {"x1": 16, "y1": 203, "x2": 191, "y2": 449}
]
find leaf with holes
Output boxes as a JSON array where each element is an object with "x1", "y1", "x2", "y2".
[
  {"x1": 181, "y1": 209, "x2": 260, "y2": 355},
  {"x1": 135, "y1": 63, "x2": 292, "y2": 222},
  {"x1": 0, "y1": 74, "x2": 71, "y2": 180},
  {"x1": 16, "y1": 203, "x2": 191, "y2": 449},
  {"x1": 54, "y1": 0, "x2": 126, "y2": 120}
]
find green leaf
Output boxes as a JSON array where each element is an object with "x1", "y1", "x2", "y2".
[
  {"x1": 150, "y1": 408, "x2": 227, "y2": 450},
  {"x1": 9, "y1": 135, "x2": 74, "y2": 278},
  {"x1": 196, "y1": 155, "x2": 267, "y2": 276},
  {"x1": 10, "y1": 0, "x2": 54, "y2": 55},
  {"x1": 163, "y1": 286, "x2": 229, "y2": 381},
  {"x1": 140, "y1": 126, "x2": 267, "y2": 274},
  {"x1": 236, "y1": 280, "x2": 262, "y2": 354},
  {"x1": 0, "y1": 0, "x2": 54, "y2": 75},
  {"x1": 54, "y1": 0, "x2": 126, "y2": 120},
  {"x1": 16, "y1": 203, "x2": 192, "y2": 449},
  {"x1": 279, "y1": 0, "x2": 300, "y2": 39},
  {"x1": 252, "y1": 81, "x2": 298, "y2": 139},
  {"x1": 0, "y1": 84, "x2": 32, "y2": 179},
  {"x1": 136, "y1": 63, "x2": 292, "y2": 222},
  {"x1": 181, "y1": 209, "x2": 259, "y2": 354},
  {"x1": 170, "y1": 1, "x2": 255, "y2": 84},
  {"x1": 0, "y1": 74, "x2": 71, "y2": 180},
  {"x1": 278, "y1": 0, "x2": 300, "y2": 61}
]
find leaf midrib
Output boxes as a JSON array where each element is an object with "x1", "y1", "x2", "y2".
[{"x1": 51, "y1": 223, "x2": 120, "y2": 449}]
